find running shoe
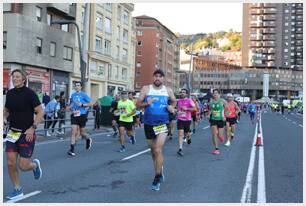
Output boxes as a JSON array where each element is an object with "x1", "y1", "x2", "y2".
[
  {"x1": 213, "y1": 149, "x2": 220, "y2": 155},
  {"x1": 6, "y1": 187, "x2": 23, "y2": 200},
  {"x1": 67, "y1": 150, "x2": 76, "y2": 156},
  {"x1": 224, "y1": 140, "x2": 231, "y2": 147},
  {"x1": 33, "y1": 159, "x2": 42, "y2": 180},
  {"x1": 218, "y1": 136, "x2": 224, "y2": 143},
  {"x1": 187, "y1": 137, "x2": 191, "y2": 144},
  {"x1": 183, "y1": 137, "x2": 187, "y2": 143},
  {"x1": 193, "y1": 129, "x2": 196, "y2": 134},
  {"x1": 151, "y1": 176, "x2": 161, "y2": 191},
  {"x1": 177, "y1": 149, "x2": 184, "y2": 156},
  {"x1": 231, "y1": 135, "x2": 234, "y2": 140},
  {"x1": 129, "y1": 136, "x2": 132, "y2": 143},
  {"x1": 86, "y1": 138, "x2": 92, "y2": 150},
  {"x1": 119, "y1": 146, "x2": 126, "y2": 153}
]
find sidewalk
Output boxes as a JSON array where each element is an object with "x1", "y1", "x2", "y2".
[{"x1": 35, "y1": 112, "x2": 114, "y2": 142}]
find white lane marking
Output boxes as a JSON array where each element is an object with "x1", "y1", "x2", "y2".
[
  {"x1": 299, "y1": 124, "x2": 303, "y2": 128},
  {"x1": 5, "y1": 190, "x2": 42, "y2": 203},
  {"x1": 121, "y1": 148, "x2": 151, "y2": 161},
  {"x1": 203, "y1": 126, "x2": 210, "y2": 130},
  {"x1": 292, "y1": 121, "x2": 296, "y2": 124},
  {"x1": 288, "y1": 119, "x2": 292, "y2": 122},
  {"x1": 36, "y1": 132, "x2": 111, "y2": 146},
  {"x1": 257, "y1": 116, "x2": 266, "y2": 203},
  {"x1": 241, "y1": 123, "x2": 258, "y2": 203}
]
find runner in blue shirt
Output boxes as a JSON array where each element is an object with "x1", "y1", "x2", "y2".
[
  {"x1": 248, "y1": 102, "x2": 257, "y2": 124},
  {"x1": 67, "y1": 81, "x2": 94, "y2": 156}
]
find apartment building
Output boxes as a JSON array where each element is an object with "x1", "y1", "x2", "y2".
[
  {"x1": 134, "y1": 15, "x2": 180, "y2": 91},
  {"x1": 242, "y1": 3, "x2": 303, "y2": 70},
  {"x1": 3, "y1": 3, "x2": 76, "y2": 98},
  {"x1": 73, "y1": 3, "x2": 136, "y2": 99}
]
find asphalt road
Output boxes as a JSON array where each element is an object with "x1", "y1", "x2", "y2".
[{"x1": 3, "y1": 111, "x2": 303, "y2": 203}]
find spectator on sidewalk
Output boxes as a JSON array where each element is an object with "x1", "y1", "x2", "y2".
[
  {"x1": 93, "y1": 100, "x2": 101, "y2": 130},
  {"x1": 44, "y1": 95, "x2": 60, "y2": 136}
]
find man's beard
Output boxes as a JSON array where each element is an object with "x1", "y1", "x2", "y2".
[{"x1": 153, "y1": 80, "x2": 162, "y2": 87}]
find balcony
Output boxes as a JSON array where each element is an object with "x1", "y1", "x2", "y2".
[
  {"x1": 296, "y1": 9, "x2": 303, "y2": 15},
  {"x1": 296, "y1": 15, "x2": 303, "y2": 21},
  {"x1": 263, "y1": 35, "x2": 276, "y2": 40},
  {"x1": 251, "y1": 3, "x2": 262, "y2": 8},
  {"x1": 263, "y1": 21, "x2": 276, "y2": 27},
  {"x1": 250, "y1": 35, "x2": 262, "y2": 41},
  {"x1": 251, "y1": 9, "x2": 261, "y2": 15},
  {"x1": 263, "y1": 15, "x2": 276, "y2": 21},
  {"x1": 267, "y1": 55, "x2": 275, "y2": 60},
  {"x1": 263, "y1": 8, "x2": 277, "y2": 14},
  {"x1": 268, "y1": 48, "x2": 276, "y2": 53},
  {"x1": 250, "y1": 22, "x2": 263, "y2": 27},
  {"x1": 47, "y1": 3, "x2": 76, "y2": 20},
  {"x1": 263, "y1": 3, "x2": 277, "y2": 8},
  {"x1": 263, "y1": 28, "x2": 275, "y2": 34},
  {"x1": 267, "y1": 62, "x2": 275, "y2": 67},
  {"x1": 250, "y1": 42, "x2": 263, "y2": 47}
]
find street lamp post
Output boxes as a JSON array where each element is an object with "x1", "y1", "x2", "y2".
[
  {"x1": 185, "y1": 44, "x2": 198, "y2": 94},
  {"x1": 51, "y1": 20, "x2": 87, "y2": 87}
]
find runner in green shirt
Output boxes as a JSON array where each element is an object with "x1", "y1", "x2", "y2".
[
  {"x1": 208, "y1": 89, "x2": 228, "y2": 155},
  {"x1": 116, "y1": 91, "x2": 136, "y2": 152}
]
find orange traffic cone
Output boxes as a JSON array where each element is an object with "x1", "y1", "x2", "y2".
[{"x1": 255, "y1": 129, "x2": 263, "y2": 146}]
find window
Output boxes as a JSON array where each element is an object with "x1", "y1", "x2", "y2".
[
  {"x1": 105, "y1": 3, "x2": 112, "y2": 12},
  {"x1": 114, "y1": 65, "x2": 119, "y2": 79},
  {"x1": 36, "y1": 38, "x2": 42, "y2": 54},
  {"x1": 96, "y1": 13, "x2": 103, "y2": 30},
  {"x1": 137, "y1": 50, "x2": 142, "y2": 56},
  {"x1": 47, "y1": 14, "x2": 52, "y2": 25},
  {"x1": 138, "y1": 41, "x2": 142, "y2": 46},
  {"x1": 50, "y1": 42, "x2": 56, "y2": 57},
  {"x1": 3, "y1": 31, "x2": 7, "y2": 49},
  {"x1": 123, "y1": 10, "x2": 129, "y2": 24},
  {"x1": 117, "y1": 26, "x2": 120, "y2": 39},
  {"x1": 104, "y1": 40, "x2": 111, "y2": 55},
  {"x1": 3, "y1": 3, "x2": 11, "y2": 12},
  {"x1": 122, "y1": 48, "x2": 128, "y2": 60},
  {"x1": 117, "y1": 5, "x2": 121, "y2": 21},
  {"x1": 136, "y1": 62, "x2": 141, "y2": 67},
  {"x1": 63, "y1": 46, "x2": 72, "y2": 60},
  {"x1": 123, "y1": 29, "x2": 128, "y2": 43},
  {"x1": 116, "y1": 45, "x2": 120, "y2": 58},
  {"x1": 137, "y1": 31, "x2": 143, "y2": 36},
  {"x1": 90, "y1": 60, "x2": 97, "y2": 72},
  {"x1": 95, "y1": 36, "x2": 102, "y2": 53},
  {"x1": 36, "y1": 6, "x2": 42, "y2": 21},
  {"x1": 108, "y1": 64, "x2": 112, "y2": 79},
  {"x1": 61, "y1": 24, "x2": 68, "y2": 32},
  {"x1": 285, "y1": 29, "x2": 289, "y2": 33},
  {"x1": 81, "y1": 7, "x2": 85, "y2": 24},
  {"x1": 105, "y1": 17, "x2": 111, "y2": 33},
  {"x1": 122, "y1": 68, "x2": 127, "y2": 80},
  {"x1": 285, "y1": 22, "x2": 289, "y2": 26},
  {"x1": 285, "y1": 9, "x2": 289, "y2": 13},
  {"x1": 97, "y1": 64, "x2": 105, "y2": 76}
]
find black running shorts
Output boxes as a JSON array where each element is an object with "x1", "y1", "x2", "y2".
[
  {"x1": 177, "y1": 120, "x2": 191, "y2": 133},
  {"x1": 210, "y1": 119, "x2": 225, "y2": 128},
  {"x1": 71, "y1": 114, "x2": 87, "y2": 128}
]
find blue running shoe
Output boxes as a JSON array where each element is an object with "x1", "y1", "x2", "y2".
[
  {"x1": 6, "y1": 187, "x2": 23, "y2": 200},
  {"x1": 33, "y1": 159, "x2": 42, "y2": 180},
  {"x1": 151, "y1": 176, "x2": 161, "y2": 191}
]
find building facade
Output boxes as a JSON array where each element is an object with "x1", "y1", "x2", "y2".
[
  {"x1": 134, "y1": 15, "x2": 180, "y2": 91},
  {"x1": 193, "y1": 55, "x2": 303, "y2": 100},
  {"x1": 242, "y1": 3, "x2": 303, "y2": 70},
  {"x1": 3, "y1": 3, "x2": 76, "y2": 99},
  {"x1": 72, "y1": 3, "x2": 136, "y2": 100}
]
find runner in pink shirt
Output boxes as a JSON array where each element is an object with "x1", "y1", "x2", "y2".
[{"x1": 176, "y1": 89, "x2": 196, "y2": 156}]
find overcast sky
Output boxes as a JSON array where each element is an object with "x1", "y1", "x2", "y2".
[{"x1": 133, "y1": 3, "x2": 243, "y2": 34}]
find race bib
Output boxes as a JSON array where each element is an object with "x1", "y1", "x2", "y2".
[
  {"x1": 73, "y1": 110, "x2": 81, "y2": 117},
  {"x1": 180, "y1": 111, "x2": 187, "y2": 117},
  {"x1": 6, "y1": 130, "x2": 22, "y2": 143},
  {"x1": 213, "y1": 110, "x2": 221, "y2": 117},
  {"x1": 153, "y1": 124, "x2": 168, "y2": 136}
]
